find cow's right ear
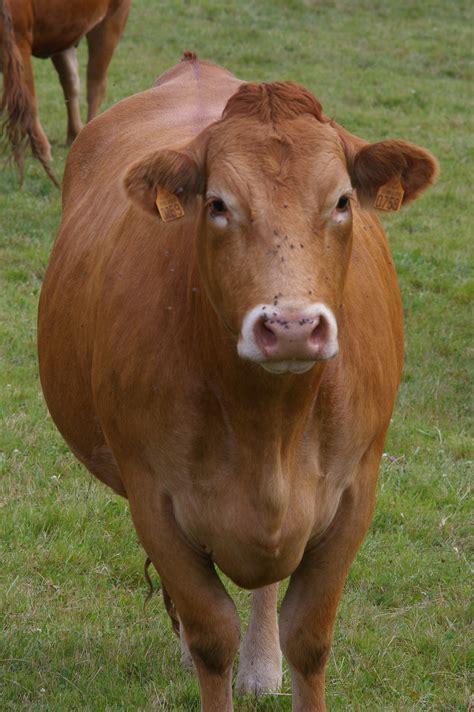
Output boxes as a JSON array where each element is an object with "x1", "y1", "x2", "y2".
[{"x1": 124, "y1": 148, "x2": 204, "y2": 217}]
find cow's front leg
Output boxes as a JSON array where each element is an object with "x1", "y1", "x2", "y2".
[
  {"x1": 127, "y1": 482, "x2": 239, "y2": 712},
  {"x1": 279, "y1": 465, "x2": 378, "y2": 712},
  {"x1": 236, "y1": 584, "x2": 282, "y2": 695},
  {"x1": 51, "y1": 46, "x2": 83, "y2": 145}
]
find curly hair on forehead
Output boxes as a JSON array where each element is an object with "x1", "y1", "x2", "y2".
[{"x1": 222, "y1": 81, "x2": 326, "y2": 124}]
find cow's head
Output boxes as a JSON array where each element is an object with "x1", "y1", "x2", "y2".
[{"x1": 125, "y1": 82, "x2": 437, "y2": 375}]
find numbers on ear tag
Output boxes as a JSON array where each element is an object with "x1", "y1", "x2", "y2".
[
  {"x1": 374, "y1": 177, "x2": 404, "y2": 212},
  {"x1": 155, "y1": 187, "x2": 185, "y2": 222}
]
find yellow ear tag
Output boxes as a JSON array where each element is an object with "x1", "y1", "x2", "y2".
[
  {"x1": 155, "y1": 187, "x2": 185, "y2": 222},
  {"x1": 374, "y1": 177, "x2": 404, "y2": 212}
]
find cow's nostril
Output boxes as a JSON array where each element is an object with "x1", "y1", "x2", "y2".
[
  {"x1": 238, "y1": 304, "x2": 338, "y2": 364},
  {"x1": 255, "y1": 318, "x2": 278, "y2": 349},
  {"x1": 309, "y1": 315, "x2": 328, "y2": 346}
]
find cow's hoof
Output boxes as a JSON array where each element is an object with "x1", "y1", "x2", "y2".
[{"x1": 235, "y1": 655, "x2": 282, "y2": 696}]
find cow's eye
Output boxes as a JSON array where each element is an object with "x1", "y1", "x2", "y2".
[
  {"x1": 336, "y1": 195, "x2": 350, "y2": 211},
  {"x1": 207, "y1": 197, "x2": 231, "y2": 226},
  {"x1": 208, "y1": 199, "x2": 227, "y2": 215}
]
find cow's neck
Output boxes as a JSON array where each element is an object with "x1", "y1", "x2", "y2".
[
  {"x1": 169, "y1": 250, "x2": 327, "y2": 451},
  {"x1": 197, "y1": 303, "x2": 326, "y2": 451}
]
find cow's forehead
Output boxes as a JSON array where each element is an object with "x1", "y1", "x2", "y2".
[
  {"x1": 205, "y1": 116, "x2": 349, "y2": 199},
  {"x1": 208, "y1": 114, "x2": 342, "y2": 156}
]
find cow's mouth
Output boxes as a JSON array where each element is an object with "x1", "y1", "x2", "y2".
[{"x1": 260, "y1": 360, "x2": 316, "y2": 375}]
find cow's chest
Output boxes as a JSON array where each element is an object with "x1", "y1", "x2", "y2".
[
  {"x1": 134, "y1": 377, "x2": 365, "y2": 588},
  {"x1": 163, "y1": 430, "x2": 352, "y2": 589}
]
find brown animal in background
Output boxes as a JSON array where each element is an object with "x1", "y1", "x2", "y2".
[
  {"x1": 38, "y1": 54, "x2": 438, "y2": 711},
  {"x1": 0, "y1": 0, "x2": 130, "y2": 184}
]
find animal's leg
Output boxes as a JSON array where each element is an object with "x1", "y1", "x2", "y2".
[
  {"x1": 51, "y1": 46, "x2": 82, "y2": 145},
  {"x1": 279, "y1": 453, "x2": 380, "y2": 711},
  {"x1": 126, "y1": 480, "x2": 239, "y2": 712},
  {"x1": 85, "y1": 0, "x2": 130, "y2": 121},
  {"x1": 236, "y1": 584, "x2": 282, "y2": 695}
]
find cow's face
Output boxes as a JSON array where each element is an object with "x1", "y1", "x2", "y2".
[
  {"x1": 125, "y1": 82, "x2": 437, "y2": 374},
  {"x1": 196, "y1": 116, "x2": 352, "y2": 373}
]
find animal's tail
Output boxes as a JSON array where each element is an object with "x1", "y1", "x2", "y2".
[
  {"x1": 0, "y1": 0, "x2": 59, "y2": 186},
  {"x1": 162, "y1": 584, "x2": 180, "y2": 637},
  {"x1": 144, "y1": 556, "x2": 155, "y2": 605},
  {"x1": 144, "y1": 557, "x2": 180, "y2": 636}
]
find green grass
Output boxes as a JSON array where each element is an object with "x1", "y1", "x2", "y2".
[{"x1": 1, "y1": 0, "x2": 472, "y2": 709}]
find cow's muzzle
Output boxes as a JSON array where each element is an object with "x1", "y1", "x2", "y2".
[{"x1": 237, "y1": 303, "x2": 338, "y2": 373}]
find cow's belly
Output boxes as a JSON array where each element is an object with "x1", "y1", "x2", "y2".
[
  {"x1": 172, "y1": 470, "x2": 343, "y2": 590},
  {"x1": 31, "y1": 3, "x2": 108, "y2": 57}
]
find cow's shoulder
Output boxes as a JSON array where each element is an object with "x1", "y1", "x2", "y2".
[{"x1": 62, "y1": 56, "x2": 242, "y2": 209}]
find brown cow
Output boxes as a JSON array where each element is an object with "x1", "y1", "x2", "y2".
[
  {"x1": 38, "y1": 53, "x2": 437, "y2": 711},
  {"x1": 0, "y1": 0, "x2": 130, "y2": 184}
]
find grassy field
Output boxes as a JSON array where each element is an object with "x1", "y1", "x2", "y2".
[{"x1": 1, "y1": 0, "x2": 472, "y2": 709}]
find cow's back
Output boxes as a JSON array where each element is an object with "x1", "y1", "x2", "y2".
[{"x1": 62, "y1": 57, "x2": 242, "y2": 219}]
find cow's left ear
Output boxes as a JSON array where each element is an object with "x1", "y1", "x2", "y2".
[
  {"x1": 124, "y1": 145, "x2": 204, "y2": 218},
  {"x1": 348, "y1": 139, "x2": 438, "y2": 209}
]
